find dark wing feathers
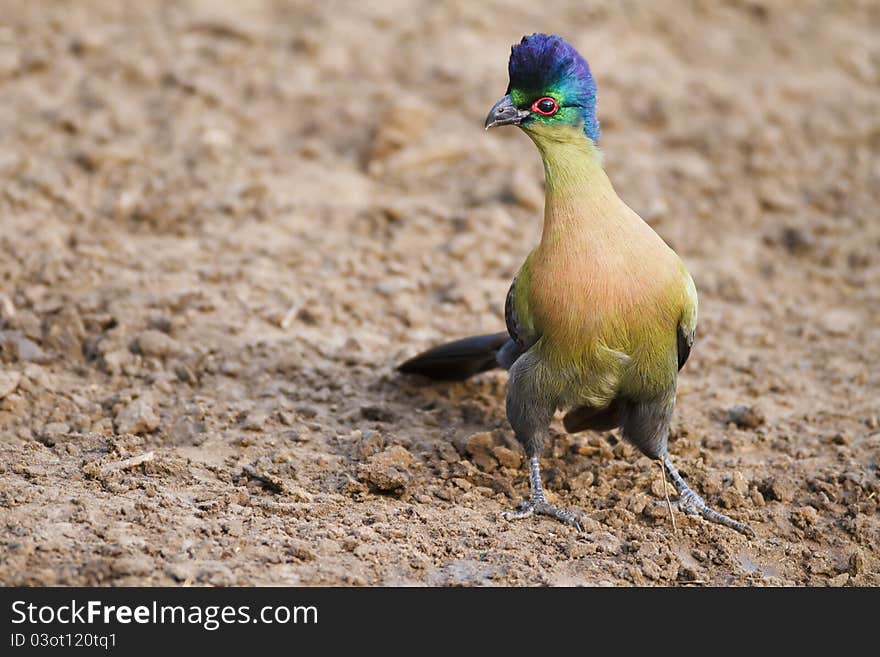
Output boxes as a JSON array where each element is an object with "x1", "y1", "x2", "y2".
[
  {"x1": 676, "y1": 322, "x2": 695, "y2": 371},
  {"x1": 505, "y1": 276, "x2": 537, "y2": 351},
  {"x1": 504, "y1": 276, "x2": 522, "y2": 347}
]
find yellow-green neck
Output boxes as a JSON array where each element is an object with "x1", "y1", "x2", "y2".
[{"x1": 524, "y1": 123, "x2": 620, "y2": 247}]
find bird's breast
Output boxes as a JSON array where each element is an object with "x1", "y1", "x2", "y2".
[{"x1": 527, "y1": 217, "x2": 683, "y2": 379}]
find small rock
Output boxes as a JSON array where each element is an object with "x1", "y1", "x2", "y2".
[
  {"x1": 727, "y1": 405, "x2": 765, "y2": 429},
  {"x1": 645, "y1": 502, "x2": 670, "y2": 520},
  {"x1": 465, "y1": 431, "x2": 495, "y2": 455},
  {"x1": 636, "y1": 541, "x2": 660, "y2": 558},
  {"x1": 761, "y1": 476, "x2": 796, "y2": 503},
  {"x1": 650, "y1": 478, "x2": 669, "y2": 498},
  {"x1": 166, "y1": 562, "x2": 197, "y2": 583},
  {"x1": 830, "y1": 432, "x2": 849, "y2": 446},
  {"x1": 780, "y1": 226, "x2": 813, "y2": 254},
  {"x1": 132, "y1": 330, "x2": 180, "y2": 358},
  {"x1": 360, "y1": 405, "x2": 396, "y2": 423},
  {"x1": 435, "y1": 441, "x2": 459, "y2": 464},
  {"x1": 731, "y1": 471, "x2": 748, "y2": 494},
  {"x1": 351, "y1": 429, "x2": 384, "y2": 459},
  {"x1": 758, "y1": 179, "x2": 798, "y2": 211},
  {"x1": 0, "y1": 330, "x2": 48, "y2": 363},
  {"x1": 286, "y1": 540, "x2": 316, "y2": 561},
  {"x1": 287, "y1": 487, "x2": 314, "y2": 503},
  {"x1": 492, "y1": 445, "x2": 521, "y2": 469},
  {"x1": 452, "y1": 477, "x2": 472, "y2": 491},
  {"x1": 719, "y1": 488, "x2": 745, "y2": 510},
  {"x1": 471, "y1": 451, "x2": 497, "y2": 471},
  {"x1": 173, "y1": 362, "x2": 196, "y2": 383},
  {"x1": 570, "y1": 469, "x2": 595, "y2": 491},
  {"x1": 38, "y1": 422, "x2": 70, "y2": 446},
  {"x1": 0, "y1": 293, "x2": 13, "y2": 320},
  {"x1": 640, "y1": 559, "x2": 662, "y2": 581},
  {"x1": 828, "y1": 573, "x2": 849, "y2": 587},
  {"x1": 222, "y1": 519, "x2": 244, "y2": 537},
  {"x1": 594, "y1": 531, "x2": 622, "y2": 556},
  {"x1": 102, "y1": 349, "x2": 132, "y2": 375},
  {"x1": 678, "y1": 565, "x2": 700, "y2": 582},
  {"x1": 239, "y1": 411, "x2": 269, "y2": 431},
  {"x1": 43, "y1": 307, "x2": 86, "y2": 360},
  {"x1": 341, "y1": 475, "x2": 369, "y2": 497},
  {"x1": 23, "y1": 363, "x2": 55, "y2": 390},
  {"x1": 0, "y1": 370, "x2": 21, "y2": 399},
  {"x1": 111, "y1": 555, "x2": 153, "y2": 577},
  {"x1": 465, "y1": 431, "x2": 499, "y2": 470},
  {"x1": 357, "y1": 446, "x2": 414, "y2": 494},
  {"x1": 821, "y1": 309, "x2": 860, "y2": 337},
  {"x1": 848, "y1": 550, "x2": 865, "y2": 576},
  {"x1": 750, "y1": 489, "x2": 766, "y2": 507},
  {"x1": 115, "y1": 395, "x2": 160, "y2": 435},
  {"x1": 790, "y1": 505, "x2": 819, "y2": 530}
]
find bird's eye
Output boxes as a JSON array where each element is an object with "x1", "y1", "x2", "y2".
[{"x1": 532, "y1": 97, "x2": 559, "y2": 116}]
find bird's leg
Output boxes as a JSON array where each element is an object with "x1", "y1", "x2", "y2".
[
  {"x1": 502, "y1": 455, "x2": 584, "y2": 531},
  {"x1": 661, "y1": 456, "x2": 754, "y2": 537},
  {"x1": 657, "y1": 458, "x2": 676, "y2": 534}
]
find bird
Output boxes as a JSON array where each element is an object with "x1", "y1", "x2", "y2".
[{"x1": 398, "y1": 33, "x2": 753, "y2": 537}]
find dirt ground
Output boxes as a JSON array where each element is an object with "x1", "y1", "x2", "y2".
[{"x1": 0, "y1": 0, "x2": 877, "y2": 587}]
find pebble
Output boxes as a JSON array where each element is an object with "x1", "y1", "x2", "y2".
[
  {"x1": 132, "y1": 330, "x2": 180, "y2": 358},
  {"x1": 828, "y1": 573, "x2": 849, "y2": 587},
  {"x1": 465, "y1": 431, "x2": 495, "y2": 455},
  {"x1": 761, "y1": 476, "x2": 796, "y2": 503},
  {"x1": 780, "y1": 226, "x2": 813, "y2": 254},
  {"x1": 848, "y1": 550, "x2": 865, "y2": 576},
  {"x1": 357, "y1": 446, "x2": 414, "y2": 494},
  {"x1": 727, "y1": 405, "x2": 765, "y2": 429},
  {"x1": 102, "y1": 349, "x2": 132, "y2": 375},
  {"x1": 0, "y1": 330, "x2": 48, "y2": 363},
  {"x1": 640, "y1": 559, "x2": 662, "y2": 581},
  {"x1": 111, "y1": 555, "x2": 153, "y2": 577},
  {"x1": 821, "y1": 308, "x2": 860, "y2": 336},
  {"x1": 466, "y1": 431, "x2": 499, "y2": 471},
  {"x1": 492, "y1": 445, "x2": 521, "y2": 469},
  {"x1": 39, "y1": 422, "x2": 70, "y2": 446},
  {"x1": 790, "y1": 505, "x2": 819, "y2": 530},
  {"x1": 0, "y1": 370, "x2": 21, "y2": 399},
  {"x1": 115, "y1": 395, "x2": 160, "y2": 435}
]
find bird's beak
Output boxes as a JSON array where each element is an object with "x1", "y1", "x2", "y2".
[{"x1": 484, "y1": 95, "x2": 530, "y2": 129}]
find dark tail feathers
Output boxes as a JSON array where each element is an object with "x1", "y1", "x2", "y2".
[{"x1": 397, "y1": 332, "x2": 510, "y2": 381}]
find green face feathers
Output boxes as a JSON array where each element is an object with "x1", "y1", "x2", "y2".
[{"x1": 507, "y1": 34, "x2": 600, "y2": 140}]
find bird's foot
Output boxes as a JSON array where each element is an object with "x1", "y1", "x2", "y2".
[
  {"x1": 657, "y1": 488, "x2": 755, "y2": 537},
  {"x1": 502, "y1": 497, "x2": 584, "y2": 532},
  {"x1": 660, "y1": 456, "x2": 755, "y2": 537}
]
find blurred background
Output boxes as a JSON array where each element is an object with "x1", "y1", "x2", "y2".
[{"x1": 0, "y1": 1, "x2": 877, "y2": 586}]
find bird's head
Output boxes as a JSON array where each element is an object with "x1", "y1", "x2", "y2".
[{"x1": 485, "y1": 34, "x2": 599, "y2": 142}]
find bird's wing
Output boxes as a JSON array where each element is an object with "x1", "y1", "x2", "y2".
[
  {"x1": 505, "y1": 272, "x2": 539, "y2": 352},
  {"x1": 504, "y1": 276, "x2": 523, "y2": 345},
  {"x1": 677, "y1": 269, "x2": 698, "y2": 371},
  {"x1": 677, "y1": 322, "x2": 695, "y2": 371}
]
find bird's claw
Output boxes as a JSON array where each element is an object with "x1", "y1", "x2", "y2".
[
  {"x1": 655, "y1": 490, "x2": 755, "y2": 537},
  {"x1": 502, "y1": 499, "x2": 585, "y2": 532},
  {"x1": 674, "y1": 489, "x2": 703, "y2": 516}
]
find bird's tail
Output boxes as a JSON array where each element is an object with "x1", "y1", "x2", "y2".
[{"x1": 397, "y1": 331, "x2": 510, "y2": 381}]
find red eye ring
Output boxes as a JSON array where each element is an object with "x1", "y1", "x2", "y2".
[{"x1": 531, "y1": 97, "x2": 559, "y2": 116}]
